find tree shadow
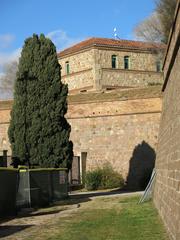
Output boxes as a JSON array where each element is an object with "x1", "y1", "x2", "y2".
[
  {"x1": 17, "y1": 209, "x2": 63, "y2": 218},
  {"x1": 126, "y1": 141, "x2": 156, "y2": 190},
  {"x1": 52, "y1": 196, "x2": 92, "y2": 206},
  {"x1": 0, "y1": 225, "x2": 33, "y2": 238}
]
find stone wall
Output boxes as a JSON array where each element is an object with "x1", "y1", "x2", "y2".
[
  {"x1": 59, "y1": 49, "x2": 95, "y2": 91},
  {"x1": 101, "y1": 68, "x2": 163, "y2": 88},
  {"x1": 61, "y1": 69, "x2": 93, "y2": 91},
  {"x1": 153, "y1": 2, "x2": 180, "y2": 240},
  {"x1": 59, "y1": 44, "x2": 164, "y2": 92},
  {"x1": 0, "y1": 89, "x2": 162, "y2": 189},
  {"x1": 67, "y1": 96, "x2": 162, "y2": 189},
  {"x1": 0, "y1": 101, "x2": 12, "y2": 155},
  {"x1": 95, "y1": 49, "x2": 160, "y2": 71}
]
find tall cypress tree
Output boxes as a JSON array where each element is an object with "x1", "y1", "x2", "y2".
[{"x1": 8, "y1": 34, "x2": 73, "y2": 169}]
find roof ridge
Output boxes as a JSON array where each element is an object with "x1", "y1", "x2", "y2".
[{"x1": 58, "y1": 37, "x2": 166, "y2": 58}]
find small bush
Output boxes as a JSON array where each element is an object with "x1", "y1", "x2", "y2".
[
  {"x1": 100, "y1": 165, "x2": 124, "y2": 189},
  {"x1": 85, "y1": 169, "x2": 102, "y2": 191},
  {"x1": 85, "y1": 164, "x2": 124, "y2": 191}
]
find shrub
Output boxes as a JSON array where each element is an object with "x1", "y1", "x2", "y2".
[
  {"x1": 85, "y1": 164, "x2": 124, "y2": 191},
  {"x1": 85, "y1": 169, "x2": 102, "y2": 191},
  {"x1": 100, "y1": 165, "x2": 124, "y2": 189}
]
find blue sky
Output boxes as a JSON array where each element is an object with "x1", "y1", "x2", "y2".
[{"x1": 0, "y1": 0, "x2": 155, "y2": 72}]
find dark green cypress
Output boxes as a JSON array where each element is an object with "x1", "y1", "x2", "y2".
[{"x1": 8, "y1": 34, "x2": 73, "y2": 169}]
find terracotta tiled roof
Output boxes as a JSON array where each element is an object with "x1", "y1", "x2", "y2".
[{"x1": 58, "y1": 37, "x2": 166, "y2": 57}]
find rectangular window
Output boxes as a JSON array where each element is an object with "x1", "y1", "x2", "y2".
[
  {"x1": 65, "y1": 61, "x2": 70, "y2": 74},
  {"x1": 156, "y1": 61, "x2": 161, "y2": 72},
  {"x1": 124, "y1": 56, "x2": 130, "y2": 69},
  {"x1": 112, "y1": 55, "x2": 117, "y2": 69}
]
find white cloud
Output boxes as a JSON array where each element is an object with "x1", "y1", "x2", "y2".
[
  {"x1": 0, "y1": 30, "x2": 83, "y2": 74},
  {"x1": 46, "y1": 29, "x2": 84, "y2": 51},
  {"x1": 0, "y1": 34, "x2": 15, "y2": 49},
  {"x1": 0, "y1": 48, "x2": 21, "y2": 73}
]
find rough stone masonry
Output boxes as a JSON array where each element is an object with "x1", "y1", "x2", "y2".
[
  {"x1": 153, "y1": 1, "x2": 180, "y2": 240},
  {"x1": 0, "y1": 37, "x2": 165, "y2": 189},
  {"x1": 0, "y1": 87, "x2": 162, "y2": 189}
]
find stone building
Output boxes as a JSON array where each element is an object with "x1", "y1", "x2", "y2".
[
  {"x1": 58, "y1": 37, "x2": 165, "y2": 93},
  {"x1": 0, "y1": 37, "x2": 165, "y2": 188},
  {"x1": 154, "y1": 1, "x2": 180, "y2": 239},
  {"x1": 0, "y1": 87, "x2": 162, "y2": 189}
]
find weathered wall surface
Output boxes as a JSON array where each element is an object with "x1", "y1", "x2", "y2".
[
  {"x1": 0, "y1": 102, "x2": 12, "y2": 155},
  {"x1": 59, "y1": 49, "x2": 95, "y2": 91},
  {"x1": 59, "y1": 45, "x2": 164, "y2": 92},
  {"x1": 101, "y1": 68, "x2": 163, "y2": 88},
  {"x1": 67, "y1": 97, "x2": 162, "y2": 189},
  {"x1": 0, "y1": 91, "x2": 162, "y2": 189},
  {"x1": 96, "y1": 49, "x2": 160, "y2": 71},
  {"x1": 61, "y1": 69, "x2": 93, "y2": 91},
  {"x1": 153, "y1": 2, "x2": 180, "y2": 240}
]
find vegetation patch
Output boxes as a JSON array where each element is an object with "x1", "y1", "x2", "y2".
[
  {"x1": 5, "y1": 195, "x2": 169, "y2": 240},
  {"x1": 85, "y1": 164, "x2": 124, "y2": 190}
]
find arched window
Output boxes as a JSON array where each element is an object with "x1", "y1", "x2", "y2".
[
  {"x1": 124, "y1": 56, "x2": 130, "y2": 69},
  {"x1": 112, "y1": 55, "x2": 117, "y2": 69},
  {"x1": 65, "y1": 61, "x2": 70, "y2": 74}
]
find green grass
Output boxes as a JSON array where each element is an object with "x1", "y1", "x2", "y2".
[
  {"x1": 21, "y1": 196, "x2": 169, "y2": 240},
  {"x1": 7, "y1": 195, "x2": 168, "y2": 240}
]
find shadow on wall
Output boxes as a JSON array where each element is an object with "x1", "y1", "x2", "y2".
[{"x1": 126, "y1": 141, "x2": 156, "y2": 190}]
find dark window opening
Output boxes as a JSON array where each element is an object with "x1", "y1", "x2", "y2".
[
  {"x1": 156, "y1": 61, "x2": 161, "y2": 72},
  {"x1": 124, "y1": 56, "x2": 130, "y2": 69},
  {"x1": 112, "y1": 55, "x2": 117, "y2": 69},
  {"x1": 65, "y1": 61, "x2": 70, "y2": 74}
]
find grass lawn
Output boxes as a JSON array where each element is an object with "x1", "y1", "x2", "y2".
[{"x1": 1, "y1": 195, "x2": 169, "y2": 240}]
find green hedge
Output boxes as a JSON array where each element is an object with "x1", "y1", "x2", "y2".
[
  {"x1": 17, "y1": 168, "x2": 68, "y2": 208},
  {"x1": 0, "y1": 168, "x2": 18, "y2": 216},
  {"x1": 85, "y1": 164, "x2": 124, "y2": 191},
  {"x1": 0, "y1": 167, "x2": 68, "y2": 215}
]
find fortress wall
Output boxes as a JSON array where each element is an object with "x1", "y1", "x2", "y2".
[
  {"x1": 153, "y1": 3, "x2": 180, "y2": 239},
  {"x1": 0, "y1": 96, "x2": 162, "y2": 189},
  {"x1": 67, "y1": 97, "x2": 162, "y2": 188}
]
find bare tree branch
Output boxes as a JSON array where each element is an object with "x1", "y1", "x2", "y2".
[
  {"x1": 0, "y1": 61, "x2": 18, "y2": 90},
  {"x1": 134, "y1": 0, "x2": 177, "y2": 43},
  {"x1": 134, "y1": 12, "x2": 164, "y2": 42}
]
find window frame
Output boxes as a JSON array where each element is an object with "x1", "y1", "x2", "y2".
[
  {"x1": 111, "y1": 55, "x2": 117, "y2": 69},
  {"x1": 65, "y1": 61, "x2": 70, "y2": 74},
  {"x1": 156, "y1": 61, "x2": 162, "y2": 72},
  {"x1": 124, "y1": 56, "x2": 130, "y2": 70}
]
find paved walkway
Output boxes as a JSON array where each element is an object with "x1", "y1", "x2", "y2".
[{"x1": 69, "y1": 189, "x2": 144, "y2": 199}]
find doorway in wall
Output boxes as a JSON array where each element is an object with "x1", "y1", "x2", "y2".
[
  {"x1": 68, "y1": 152, "x2": 87, "y2": 186},
  {"x1": 69, "y1": 156, "x2": 81, "y2": 185},
  {"x1": 81, "y1": 152, "x2": 87, "y2": 185},
  {"x1": 0, "y1": 150, "x2": 8, "y2": 167}
]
